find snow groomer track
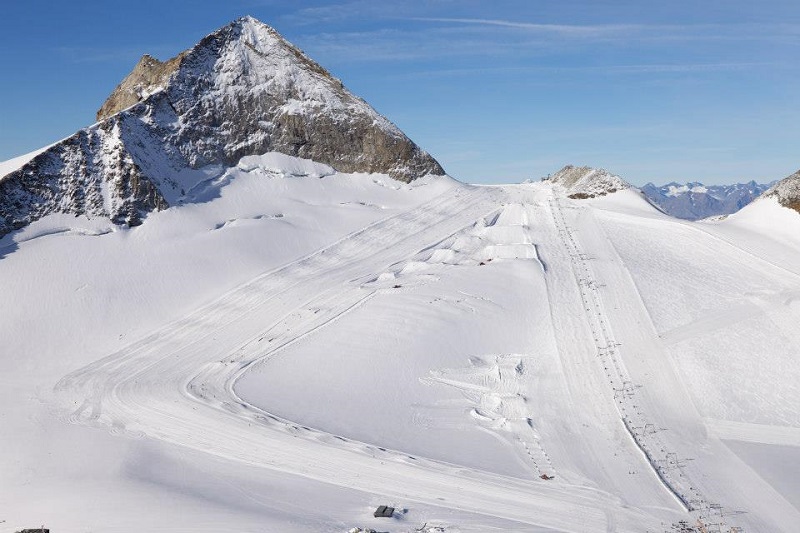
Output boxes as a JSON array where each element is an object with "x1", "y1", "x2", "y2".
[{"x1": 549, "y1": 196, "x2": 731, "y2": 530}]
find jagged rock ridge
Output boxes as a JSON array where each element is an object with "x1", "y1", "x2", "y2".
[
  {"x1": 0, "y1": 120, "x2": 168, "y2": 231},
  {"x1": 548, "y1": 165, "x2": 631, "y2": 199},
  {"x1": 0, "y1": 16, "x2": 444, "y2": 238},
  {"x1": 96, "y1": 52, "x2": 188, "y2": 122},
  {"x1": 640, "y1": 181, "x2": 773, "y2": 220},
  {"x1": 762, "y1": 169, "x2": 800, "y2": 213}
]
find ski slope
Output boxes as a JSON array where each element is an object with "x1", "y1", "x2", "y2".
[{"x1": 1, "y1": 157, "x2": 798, "y2": 532}]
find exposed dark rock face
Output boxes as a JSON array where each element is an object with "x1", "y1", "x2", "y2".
[
  {"x1": 640, "y1": 181, "x2": 772, "y2": 220},
  {"x1": 763, "y1": 170, "x2": 800, "y2": 214},
  {"x1": 0, "y1": 117, "x2": 168, "y2": 236},
  {"x1": 0, "y1": 16, "x2": 444, "y2": 238}
]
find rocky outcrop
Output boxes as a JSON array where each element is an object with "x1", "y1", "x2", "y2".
[
  {"x1": 96, "y1": 52, "x2": 188, "y2": 121},
  {"x1": 549, "y1": 165, "x2": 630, "y2": 199},
  {"x1": 0, "y1": 16, "x2": 444, "y2": 238},
  {"x1": 0, "y1": 117, "x2": 167, "y2": 236},
  {"x1": 763, "y1": 170, "x2": 800, "y2": 213}
]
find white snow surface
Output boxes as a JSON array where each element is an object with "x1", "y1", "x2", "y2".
[{"x1": 1, "y1": 156, "x2": 799, "y2": 532}]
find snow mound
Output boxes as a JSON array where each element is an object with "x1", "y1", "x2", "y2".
[
  {"x1": 237, "y1": 153, "x2": 334, "y2": 178},
  {"x1": 723, "y1": 195, "x2": 800, "y2": 251},
  {"x1": 367, "y1": 203, "x2": 544, "y2": 288}
]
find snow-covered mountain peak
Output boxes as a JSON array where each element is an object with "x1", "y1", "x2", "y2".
[
  {"x1": 97, "y1": 15, "x2": 434, "y2": 175},
  {"x1": 173, "y1": 15, "x2": 402, "y2": 140},
  {"x1": 762, "y1": 169, "x2": 800, "y2": 213},
  {"x1": 195, "y1": 16, "x2": 343, "y2": 99},
  {"x1": 97, "y1": 17, "x2": 345, "y2": 122},
  {"x1": 0, "y1": 16, "x2": 444, "y2": 238},
  {"x1": 549, "y1": 165, "x2": 631, "y2": 199}
]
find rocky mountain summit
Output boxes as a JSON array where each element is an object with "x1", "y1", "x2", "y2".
[
  {"x1": 762, "y1": 169, "x2": 800, "y2": 213},
  {"x1": 548, "y1": 165, "x2": 631, "y2": 199},
  {"x1": 640, "y1": 181, "x2": 772, "y2": 220},
  {"x1": 0, "y1": 16, "x2": 444, "y2": 238}
]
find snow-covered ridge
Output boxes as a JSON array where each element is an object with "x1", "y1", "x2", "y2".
[
  {"x1": 0, "y1": 16, "x2": 444, "y2": 238},
  {"x1": 549, "y1": 164, "x2": 631, "y2": 198}
]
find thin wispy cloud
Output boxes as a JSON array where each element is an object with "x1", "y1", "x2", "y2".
[
  {"x1": 283, "y1": 0, "x2": 423, "y2": 25},
  {"x1": 605, "y1": 62, "x2": 771, "y2": 73},
  {"x1": 395, "y1": 62, "x2": 774, "y2": 78},
  {"x1": 414, "y1": 17, "x2": 642, "y2": 37},
  {"x1": 283, "y1": 3, "x2": 800, "y2": 70},
  {"x1": 297, "y1": 24, "x2": 795, "y2": 71},
  {"x1": 414, "y1": 17, "x2": 800, "y2": 43},
  {"x1": 297, "y1": 27, "x2": 534, "y2": 62}
]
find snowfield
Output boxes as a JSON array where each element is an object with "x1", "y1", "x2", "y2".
[{"x1": 1, "y1": 154, "x2": 798, "y2": 532}]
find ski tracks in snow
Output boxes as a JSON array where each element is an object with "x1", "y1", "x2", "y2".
[
  {"x1": 547, "y1": 195, "x2": 800, "y2": 532},
  {"x1": 549, "y1": 196, "x2": 701, "y2": 513}
]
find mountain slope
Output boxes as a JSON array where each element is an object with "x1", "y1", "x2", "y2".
[
  {"x1": 0, "y1": 120, "x2": 168, "y2": 231},
  {"x1": 4, "y1": 174, "x2": 798, "y2": 531},
  {"x1": 0, "y1": 16, "x2": 444, "y2": 238}
]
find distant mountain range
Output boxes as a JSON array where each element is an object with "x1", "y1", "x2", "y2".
[
  {"x1": 640, "y1": 181, "x2": 775, "y2": 220},
  {"x1": 536, "y1": 169, "x2": 777, "y2": 220}
]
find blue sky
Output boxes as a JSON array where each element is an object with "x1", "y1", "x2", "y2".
[{"x1": 1, "y1": 1, "x2": 799, "y2": 185}]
